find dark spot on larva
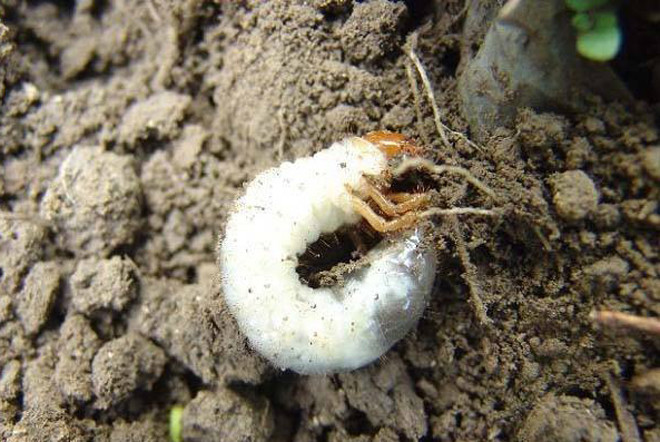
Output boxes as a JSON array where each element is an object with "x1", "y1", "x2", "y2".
[
  {"x1": 248, "y1": 288, "x2": 252, "y2": 293},
  {"x1": 340, "y1": 162, "x2": 347, "y2": 168}
]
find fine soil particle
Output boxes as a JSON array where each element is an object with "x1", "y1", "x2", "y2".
[
  {"x1": 118, "y1": 91, "x2": 192, "y2": 148},
  {"x1": 15, "y1": 261, "x2": 60, "y2": 336},
  {"x1": 516, "y1": 394, "x2": 619, "y2": 442},
  {"x1": 54, "y1": 314, "x2": 101, "y2": 404},
  {"x1": 338, "y1": 356, "x2": 427, "y2": 440},
  {"x1": 0, "y1": 360, "x2": 21, "y2": 402},
  {"x1": 0, "y1": 217, "x2": 46, "y2": 294},
  {"x1": 549, "y1": 170, "x2": 600, "y2": 222},
  {"x1": 339, "y1": 0, "x2": 407, "y2": 64},
  {"x1": 91, "y1": 333, "x2": 167, "y2": 409},
  {"x1": 0, "y1": 0, "x2": 658, "y2": 440},
  {"x1": 70, "y1": 256, "x2": 138, "y2": 316},
  {"x1": 182, "y1": 388, "x2": 275, "y2": 442},
  {"x1": 109, "y1": 416, "x2": 167, "y2": 442},
  {"x1": 642, "y1": 146, "x2": 660, "y2": 180},
  {"x1": 40, "y1": 146, "x2": 143, "y2": 257},
  {"x1": 129, "y1": 277, "x2": 270, "y2": 385}
]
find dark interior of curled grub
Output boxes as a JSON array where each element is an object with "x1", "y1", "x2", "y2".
[
  {"x1": 388, "y1": 161, "x2": 437, "y2": 194},
  {"x1": 296, "y1": 223, "x2": 381, "y2": 289}
]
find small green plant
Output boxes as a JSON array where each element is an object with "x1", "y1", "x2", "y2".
[
  {"x1": 566, "y1": 0, "x2": 622, "y2": 62},
  {"x1": 169, "y1": 405, "x2": 184, "y2": 442}
]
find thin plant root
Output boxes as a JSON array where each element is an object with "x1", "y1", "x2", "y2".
[
  {"x1": 405, "y1": 57, "x2": 428, "y2": 146},
  {"x1": 407, "y1": 32, "x2": 449, "y2": 148},
  {"x1": 532, "y1": 225, "x2": 553, "y2": 252},
  {"x1": 449, "y1": 217, "x2": 491, "y2": 326},
  {"x1": 393, "y1": 157, "x2": 498, "y2": 202},
  {"x1": 591, "y1": 310, "x2": 660, "y2": 336},
  {"x1": 406, "y1": 32, "x2": 483, "y2": 152},
  {"x1": 604, "y1": 372, "x2": 642, "y2": 442},
  {"x1": 449, "y1": 0, "x2": 471, "y2": 28}
]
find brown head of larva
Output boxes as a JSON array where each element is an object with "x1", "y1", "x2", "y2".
[{"x1": 363, "y1": 131, "x2": 421, "y2": 158}]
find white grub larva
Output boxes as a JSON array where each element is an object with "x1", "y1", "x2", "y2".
[{"x1": 219, "y1": 133, "x2": 437, "y2": 374}]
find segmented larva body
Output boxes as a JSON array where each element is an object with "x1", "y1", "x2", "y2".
[{"x1": 219, "y1": 136, "x2": 437, "y2": 374}]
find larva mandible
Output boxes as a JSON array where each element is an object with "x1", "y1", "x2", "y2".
[{"x1": 218, "y1": 133, "x2": 437, "y2": 374}]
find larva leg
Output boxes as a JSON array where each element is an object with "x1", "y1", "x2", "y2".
[
  {"x1": 384, "y1": 192, "x2": 431, "y2": 214},
  {"x1": 388, "y1": 192, "x2": 422, "y2": 204},
  {"x1": 356, "y1": 181, "x2": 432, "y2": 217},
  {"x1": 349, "y1": 194, "x2": 418, "y2": 232}
]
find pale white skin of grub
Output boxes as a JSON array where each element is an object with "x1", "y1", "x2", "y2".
[{"x1": 219, "y1": 137, "x2": 437, "y2": 374}]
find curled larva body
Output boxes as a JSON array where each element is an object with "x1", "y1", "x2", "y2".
[{"x1": 219, "y1": 137, "x2": 437, "y2": 374}]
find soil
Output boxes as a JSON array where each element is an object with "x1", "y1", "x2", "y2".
[{"x1": 0, "y1": 0, "x2": 658, "y2": 441}]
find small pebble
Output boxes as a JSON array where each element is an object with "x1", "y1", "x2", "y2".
[
  {"x1": 40, "y1": 146, "x2": 143, "y2": 257},
  {"x1": 16, "y1": 262, "x2": 60, "y2": 336},
  {"x1": 92, "y1": 333, "x2": 166, "y2": 408},
  {"x1": 550, "y1": 170, "x2": 599, "y2": 222},
  {"x1": 70, "y1": 256, "x2": 138, "y2": 315}
]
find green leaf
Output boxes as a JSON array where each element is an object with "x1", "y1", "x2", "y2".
[
  {"x1": 576, "y1": 11, "x2": 622, "y2": 61},
  {"x1": 566, "y1": 0, "x2": 610, "y2": 12},
  {"x1": 592, "y1": 9, "x2": 618, "y2": 29},
  {"x1": 572, "y1": 12, "x2": 594, "y2": 32},
  {"x1": 169, "y1": 405, "x2": 184, "y2": 442}
]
